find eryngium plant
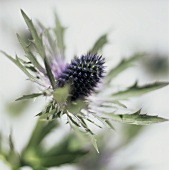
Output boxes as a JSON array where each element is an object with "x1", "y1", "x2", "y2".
[{"x1": 1, "y1": 10, "x2": 168, "y2": 151}]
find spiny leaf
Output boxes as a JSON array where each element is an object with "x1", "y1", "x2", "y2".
[
  {"x1": 46, "y1": 109, "x2": 58, "y2": 120},
  {"x1": 42, "y1": 101, "x2": 54, "y2": 114},
  {"x1": 104, "y1": 119, "x2": 115, "y2": 130},
  {"x1": 92, "y1": 113, "x2": 115, "y2": 130},
  {"x1": 44, "y1": 57, "x2": 56, "y2": 89},
  {"x1": 113, "y1": 100, "x2": 127, "y2": 108},
  {"x1": 21, "y1": 10, "x2": 46, "y2": 59},
  {"x1": 35, "y1": 112, "x2": 43, "y2": 117},
  {"x1": 106, "y1": 53, "x2": 144, "y2": 83},
  {"x1": 68, "y1": 115, "x2": 81, "y2": 127},
  {"x1": 0, "y1": 50, "x2": 16, "y2": 63},
  {"x1": 54, "y1": 12, "x2": 65, "y2": 58},
  {"x1": 67, "y1": 115, "x2": 98, "y2": 152},
  {"x1": 112, "y1": 100, "x2": 127, "y2": 108},
  {"x1": 89, "y1": 134, "x2": 99, "y2": 153},
  {"x1": 15, "y1": 93, "x2": 43, "y2": 101},
  {"x1": 108, "y1": 109, "x2": 168, "y2": 125},
  {"x1": 25, "y1": 65, "x2": 37, "y2": 72},
  {"x1": 0, "y1": 51, "x2": 36, "y2": 80},
  {"x1": 52, "y1": 110, "x2": 63, "y2": 119},
  {"x1": 89, "y1": 33, "x2": 108, "y2": 54},
  {"x1": 112, "y1": 81, "x2": 169, "y2": 99},
  {"x1": 75, "y1": 116, "x2": 94, "y2": 135},
  {"x1": 36, "y1": 100, "x2": 58, "y2": 119},
  {"x1": 97, "y1": 100, "x2": 127, "y2": 109},
  {"x1": 17, "y1": 34, "x2": 45, "y2": 73},
  {"x1": 37, "y1": 21, "x2": 58, "y2": 57},
  {"x1": 15, "y1": 55, "x2": 35, "y2": 79},
  {"x1": 80, "y1": 116, "x2": 102, "y2": 129}
]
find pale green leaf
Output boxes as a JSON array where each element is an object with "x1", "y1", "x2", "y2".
[
  {"x1": 112, "y1": 100, "x2": 127, "y2": 108},
  {"x1": 36, "y1": 100, "x2": 59, "y2": 119},
  {"x1": 108, "y1": 109, "x2": 168, "y2": 125},
  {"x1": 15, "y1": 93, "x2": 43, "y2": 101},
  {"x1": 52, "y1": 111, "x2": 62, "y2": 119},
  {"x1": 106, "y1": 53, "x2": 144, "y2": 83},
  {"x1": 89, "y1": 134, "x2": 99, "y2": 153},
  {"x1": 0, "y1": 51, "x2": 36, "y2": 80},
  {"x1": 89, "y1": 34, "x2": 108, "y2": 54},
  {"x1": 53, "y1": 85, "x2": 69, "y2": 106},
  {"x1": 21, "y1": 10, "x2": 46, "y2": 59},
  {"x1": 43, "y1": 101, "x2": 54, "y2": 113},
  {"x1": 92, "y1": 113, "x2": 115, "y2": 130},
  {"x1": 44, "y1": 57, "x2": 56, "y2": 89},
  {"x1": 15, "y1": 56, "x2": 35, "y2": 79},
  {"x1": 0, "y1": 50, "x2": 16, "y2": 63},
  {"x1": 75, "y1": 116, "x2": 94, "y2": 135},
  {"x1": 68, "y1": 115, "x2": 81, "y2": 127},
  {"x1": 68, "y1": 114, "x2": 96, "y2": 147},
  {"x1": 54, "y1": 12, "x2": 65, "y2": 58},
  {"x1": 112, "y1": 82, "x2": 169, "y2": 99},
  {"x1": 17, "y1": 34, "x2": 45, "y2": 73},
  {"x1": 97, "y1": 100, "x2": 127, "y2": 109},
  {"x1": 104, "y1": 119, "x2": 115, "y2": 130},
  {"x1": 80, "y1": 116, "x2": 102, "y2": 129},
  {"x1": 37, "y1": 21, "x2": 58, "y2": 57},
  {"x1": 25, "y1": 65, "x2": 37, "y2": 72}
]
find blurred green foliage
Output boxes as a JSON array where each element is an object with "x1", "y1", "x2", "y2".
[{"x1": 0, "y1": 119, "x2": 88, "y2": 170}]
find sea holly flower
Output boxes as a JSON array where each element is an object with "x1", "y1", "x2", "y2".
[
  {"x1": 1, "y1": 10, "x2": 168, "y2": 152},
  {"x1": 56, "y1": 54, "x2": 105, "y2": 101}
]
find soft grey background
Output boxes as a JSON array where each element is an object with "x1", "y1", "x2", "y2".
[{"x1": 0, "y1": 0, "x2": 169, "y2": 170}]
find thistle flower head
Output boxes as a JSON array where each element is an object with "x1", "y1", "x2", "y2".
[
  {"x1": 1, "y1": 10, "x2": 168, "y2": 153},
  {"x1": 56, "y1": 54, "x2": 105, "y2": 101}
]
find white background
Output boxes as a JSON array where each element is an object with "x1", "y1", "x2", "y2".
[{"x1": 0, "y1": 0, "x2": 169, "y2": 170}]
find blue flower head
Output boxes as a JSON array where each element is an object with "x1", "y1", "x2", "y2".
[{"x1": 57, "y1": 54, "x2": 105, "y2": 101}]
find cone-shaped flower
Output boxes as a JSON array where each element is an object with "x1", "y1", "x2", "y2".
[{"x1": 56, "y1": 54, "x2": 105, "y2": 101}]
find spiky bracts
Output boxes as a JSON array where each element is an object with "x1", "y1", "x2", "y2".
[{"x1": 56, "y1": 54, "x2": 105, "y2": 101}]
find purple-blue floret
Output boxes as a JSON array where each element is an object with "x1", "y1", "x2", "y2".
[{"x1": 56, "y1": 54, "x2": 105, "y2": 101}]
